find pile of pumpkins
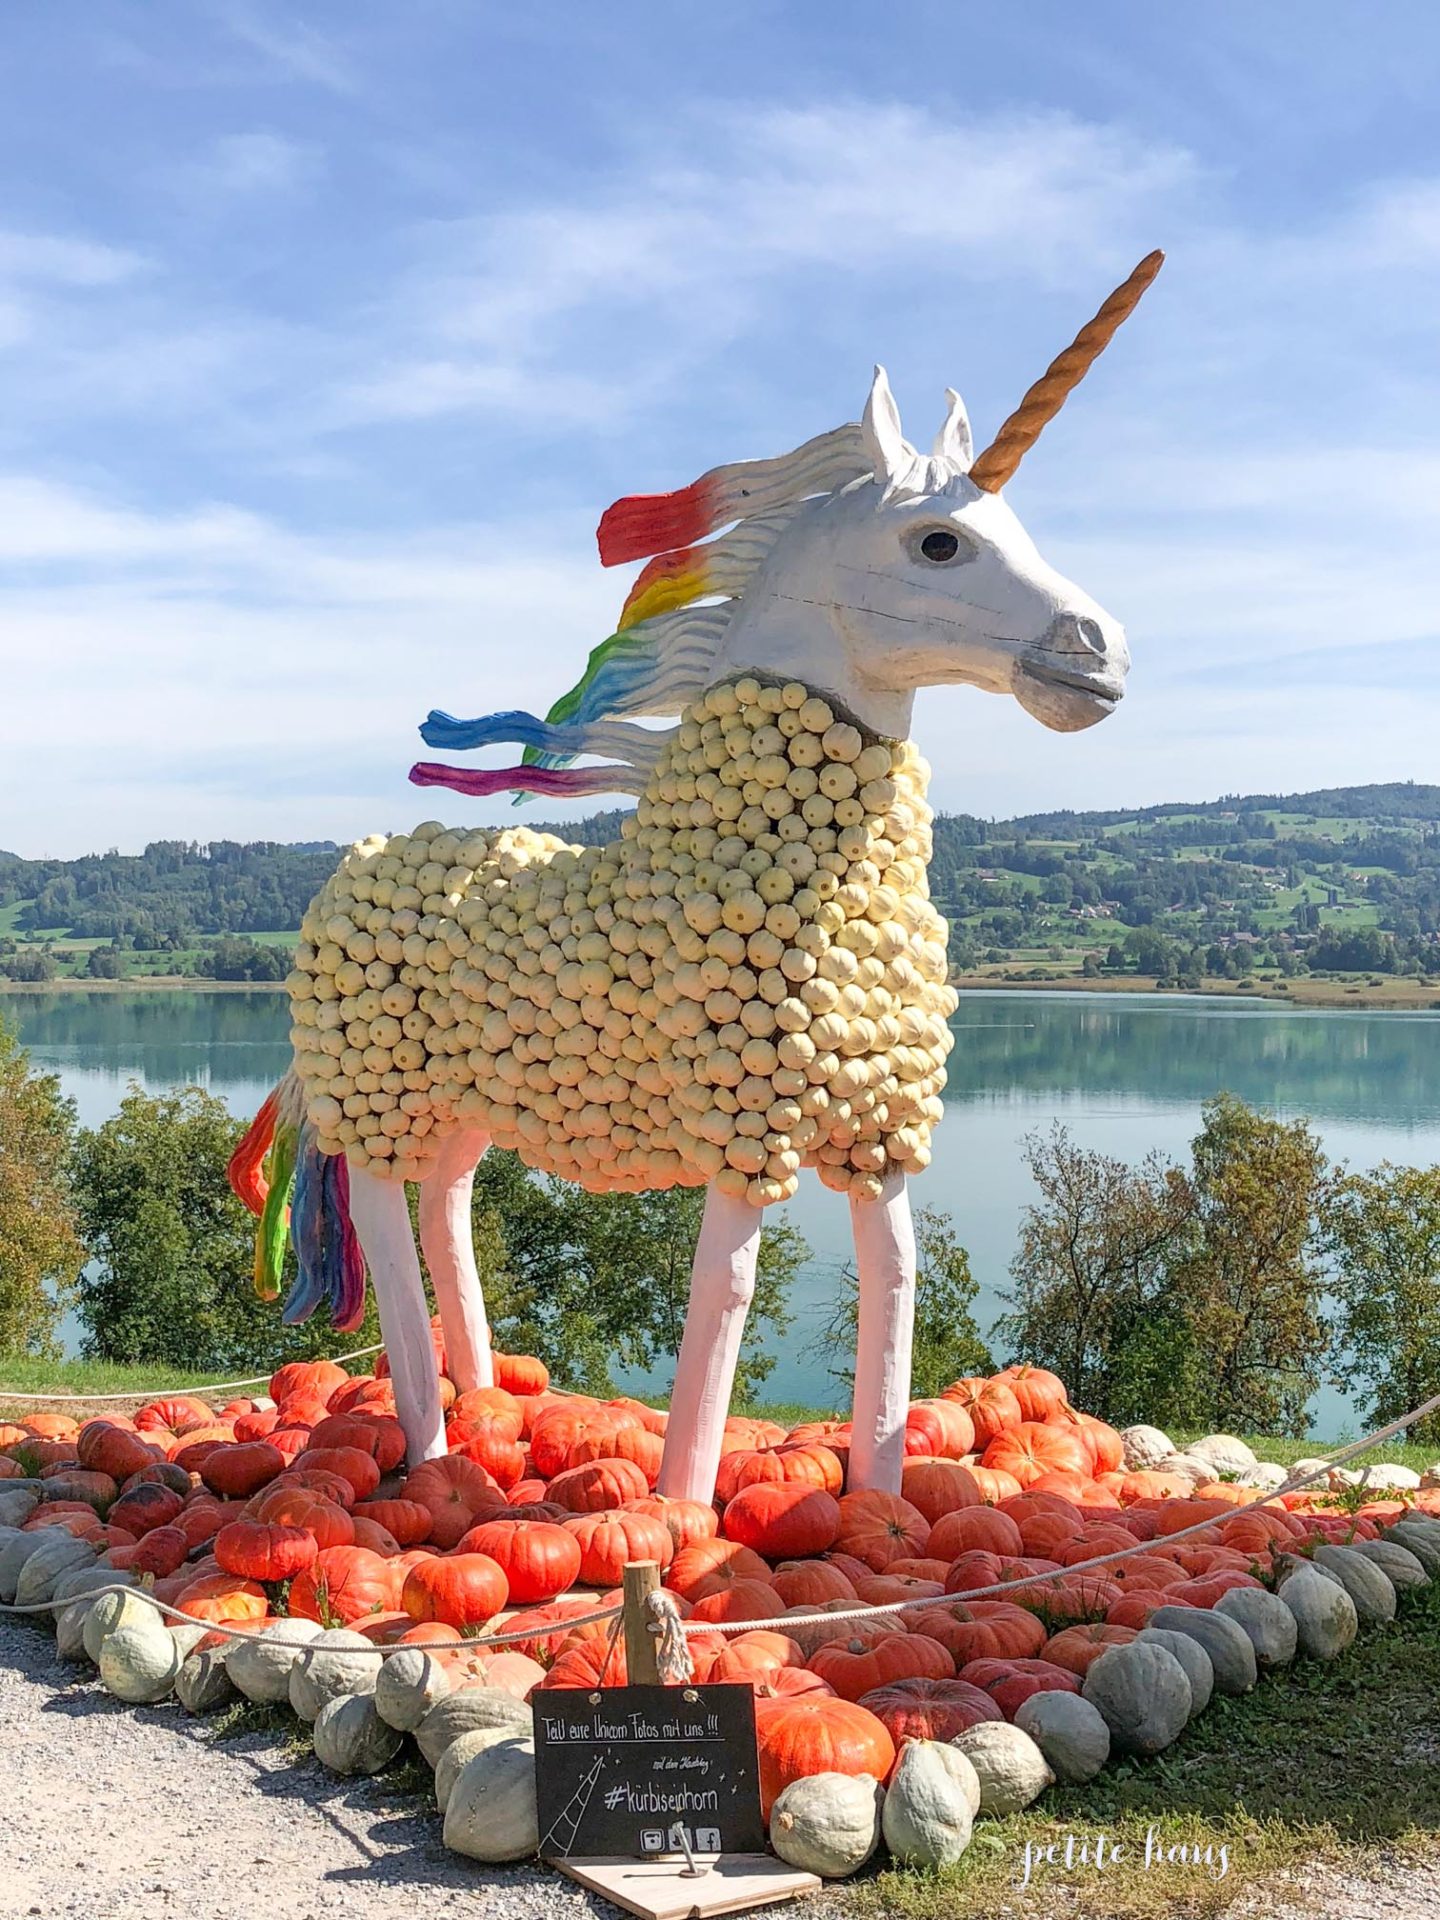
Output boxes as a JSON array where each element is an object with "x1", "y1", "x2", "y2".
[{"x1": 4, "y1": 1348, "x2": 1439, "y2": 1880}]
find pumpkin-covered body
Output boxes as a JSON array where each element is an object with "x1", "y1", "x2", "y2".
[{"x1": 286, "y1": 677, "x2": 955, "y2": 1206}]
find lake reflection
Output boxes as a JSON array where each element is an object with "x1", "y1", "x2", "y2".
[{"x1": 13, "y1": 988, "x2": 1440, "y2": 1429}]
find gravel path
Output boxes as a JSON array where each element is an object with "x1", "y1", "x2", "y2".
[{"x1": 3, "y1": 1618, "x2": 1438, "y2": 1920}]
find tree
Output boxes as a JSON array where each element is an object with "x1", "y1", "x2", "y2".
[
  {"x1": 1171, "y1": 1094, "x2": 1331, "y2": 1435},
  {"x1": 0, "y1": 1023, "x2": 84, "y2": 1355},
  {"x1": 72, "y1": 1084, "x2": 378, "y2": 1369},
  {"x1": 469, "y1": 1150, "x2": 805, "y2": 1401},
  {"x1": 814, "y1": 1205, "x2": 993, "y2": 1399},
  {"x1": 997, "y1": 1127, "x2": 1198, "y2": 1424},
  {"x1": 1322, "y1": 1162, "x2": 1440, "y2": 1443}
]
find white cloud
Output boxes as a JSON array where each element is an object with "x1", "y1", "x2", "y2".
[
  {"x1": 215, "y1": 5, "x2": 358, "y2": 95},
  {"x1": 0, "y1": 229, "x2": 144, "y2": 286},
  {"x1": 324, "y1": 103, "x2": 1196, "y2": 429}
]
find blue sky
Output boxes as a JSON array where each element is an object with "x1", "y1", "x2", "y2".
[{"x1": 3, "y1": 2, "x2": 1439, "y2": 857}]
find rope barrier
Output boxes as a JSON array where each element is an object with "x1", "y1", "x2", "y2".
[
  {"x1": 0, "y1": 1584, "x2": 622, "y2": 1656},
  {"x1": 0, "y1": 1346, "x2": 384, "y2": 1404}
]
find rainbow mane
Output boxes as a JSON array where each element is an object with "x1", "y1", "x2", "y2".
[{"x1": 409, "y1": 420, "x2": 872, "y2": 804}]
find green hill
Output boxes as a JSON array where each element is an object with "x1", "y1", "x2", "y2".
[{"x1": 3, "y1": 786, "x2": 1438, "y2": 986}]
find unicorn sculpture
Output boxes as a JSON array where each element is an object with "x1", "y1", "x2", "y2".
[{"x1": 231, "y1": 252, "x2": 1162, "y2": 1501}]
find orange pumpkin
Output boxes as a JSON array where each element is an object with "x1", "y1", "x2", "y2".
[
  {"x1": 994, "y1": 1364, "x2": 1070, "y2": 1423},
  {"x1": 134, "y1": 1395, "x2": 215, "y2": 1435},
  {"x1": 560, "y1": 1511, "x2": 672, "y2": 1587},
  {"x1": 289, "y1": 1545, "x2": 399, "y2": 1626},
  {"x1": 942, "y1": 1377, "x2": 1023, "y2": 1447},
  {"x1": 269, "y1": 1360, "x2": 350, "y2": 1408},
  {"x1": 687, "y1": 1580, "x2": 787, "y2": 1626},
  {"x1": 352, "y1": 1498, "x2": 431, "y2": 1546},
  {"x1": 959, "y1": 1654, "x2": 1081, "y2": 1717},
  {"x1": 546, "y1": 1457, "x2": 650, "y2": 1513},
  {"x1": 492, "y1": 1351, "x2": 550, "y2": 1397},
  {"x1": 77, "y1": 1421, "x2": 159, "y2": 1483},
  {"x1": 700, "y1": 1630, "x2": 803, "y2": 1685},
  {"x1": 404, "y1": 1454, "x2": 504, "y2": 1549},
  {"x1": 401, "y1": 1551, "x2": 508, "y2": 1629},
  {"x1": 900, "y1": 1458, "x2": 982, "y2": 1525},
  {"x1": 176, "y1": 1572, "x2": 269, "y2": 1625},
  {"x1": 833, "y1": 1491, "x2": 930, "y2": 1572},
  {"x1": 722, "y1": 1486, "x2": 841, "y2": 1560},
  {"x1": 199, "y1": 1441, "x2": 286, "y2": 1500},
  {"x1": 809, "y1": 1627, "x2": 952, "y2": 1702},
  {"x1": 214, "y1": 1519, "x2": 318, "y2": 1583},
  {"x1": 906, "y1": 1600, "x2": 1048, "y2": 1665},
  {"x1": 530, "y1": 1406, "x2": 642, "y2": 1480},
  {"x1": 929, "y1": 1505, "x2": 1023, "y2": 1562},
  {"x1": 453, "y1": 1424, "x2": 528, "y2": 1491},
  {"x1": 755, "y1": 1697, "x2": 896, "y2": 1818},
  {"x1": 1041, "y1": 1623, "x2": 1138, "y2": 1676},
  {"x1": 626, "y1": 1496, "x2": 719, "y2": 1553},
  {"x1": 306, "y1": 1413, "x2": 407, "y2": 1474},
  {"x1": 903, "y1": 1399, "x2": 976, "y2": 1459},
  {"x1": 250, "y1": 1486, "x2": 355, "y2": 1549},
  {"x1": 770, "y1": 1560, "x2": 858, "y2": 1608},
  {"x1": 667, "y1": 1539, "x2": 773, "y2": 1602},
  {"x1": 981, "y1": 1422, "x2": 1092, "y2": 1488}
]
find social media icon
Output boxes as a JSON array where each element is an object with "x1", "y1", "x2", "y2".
[
  {"x1": 640, "y1": 1829, "x2": 665, "y2": 1853},
  {"x1": 696, "y1": 1828, "x2": 721, "y2": 1852}
]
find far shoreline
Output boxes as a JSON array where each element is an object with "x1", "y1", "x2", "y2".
[{"x1": 5, "y1": 972, "x2": 1440, "y2": 1011}]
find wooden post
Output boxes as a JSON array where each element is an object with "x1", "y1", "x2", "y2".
[{"x1": 622, "y1": 1560, "x2": 662, "y2": 1686}]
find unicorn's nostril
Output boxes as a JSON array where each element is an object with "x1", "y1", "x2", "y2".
[{"x1": 1045, "y1": 612, "x2": 1110, "y2": 658}]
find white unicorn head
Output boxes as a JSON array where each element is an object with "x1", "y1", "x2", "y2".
[{"x1": 411, "y1": 253, "x2": 1161, "y2": 805}]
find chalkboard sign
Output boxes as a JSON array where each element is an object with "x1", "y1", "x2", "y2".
[{"x1": 533, "y1": 1683, "x2": 765, "y2": 1860}]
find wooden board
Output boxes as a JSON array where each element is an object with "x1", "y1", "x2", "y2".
[{"x1": 551, "y1": 1853, "x2": 820, "y2": 1919}]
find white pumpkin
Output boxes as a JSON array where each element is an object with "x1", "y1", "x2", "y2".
[
  {"x1": 1134, "y1": 1626, "x2": 1215, "y2": 1714},
  {"x1": 176, "y1": 1647, "x2": 239, "y2": 1715},
  {"x1": 289, "y1": 1629, "x2": 379, "y2": 1723},
  {"x1": 416, "y1": 1686, "x2": 532, "y2": 1768},
  {"x1": 227, "y1": 1618, "x2": 327, "y2": 1703},
  {"x1": 84, "y1": 1586, "x2": 160, "y2": 1665},
  {"x1": 768, "y1": 1772, "x2": 884, "y2": 1879},
  {"x1": 1186, "y1": 1433, "x2": 1257, "y2": 1476},
  {"x1": 880, "y1": 1740, "x2": 977, "y2": 1867},
  {"x1": 1355, "y1": 1462, "x2": 1421, "y2": 1491},
  {"x1": 313, "y1": 1693, "x2": 405, "y2": 1776},
  {"x1": 1119, "y1": 1425, "x2": 1174, "y2": 1472},
  {"x1": 1013, "y1": 1691, "x2": 1110, "y2": 1784},
  {"x1": 1082, "y1": 1642, "x2": 1190, "y2": 1755},
  {"x1": 99, "y1": 1621, "x2": 183, "y2": 1703},
  {"x1": 950, "y1": 1723, "x2": 1053, "y2": 1815},
  {"x1": 1278, "y1": 1566, "x2": 1358, "y2": 1660},
  {"x1": 1146, "y1": 1605, "x2": 1256, "y2": 1695},
  {"x1": 442, "y1": 1736, "x2": 539, "y2": 1863},
  {"x1": 375, "y1": 1645, "x2": 452, "y2": 1733},
  {"x1": 1210, "y1": 1589, "x2": 1296, "y2": 1671},
  {"x1": 435, "y1": 1726, "x2": 523, "y2": 1818}
]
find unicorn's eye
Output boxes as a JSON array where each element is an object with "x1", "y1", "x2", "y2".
[{"x1": 911, "y1": 526, "x2": 974, "y2": 566}]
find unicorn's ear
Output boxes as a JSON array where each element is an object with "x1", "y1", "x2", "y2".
[
  {"x1": 932, "y1": 387, "x2": 973, "y2": 472},
  {"x1": 862, "y1": 366, "x2": 914, "y2": 484}
]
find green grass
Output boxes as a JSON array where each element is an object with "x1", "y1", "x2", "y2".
[
  {"x1": 853, "y1": 1577, "x2": 1440, "y2": 1920},
  {"x1": 0, "y1": 1349, "x2": 376, "y2": 1409}
]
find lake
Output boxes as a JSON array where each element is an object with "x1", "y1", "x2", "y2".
[{"x1": 14, "y1": 987, "x2": 1440, "y2": 1433}]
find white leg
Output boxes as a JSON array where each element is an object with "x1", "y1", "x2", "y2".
[
  {"x1": 347, "y1": 1166, "x2": 446, "y2": 1466},
  {"x1": 655, "y1": 1184, "x2": 761, "y2": 1504},
  {"x1": 417, "y1": 1127, "x2": 493, "y2": 1394},
  {"x1": 848, "y1": 1169, "x2": 916, "y2": 1495}
]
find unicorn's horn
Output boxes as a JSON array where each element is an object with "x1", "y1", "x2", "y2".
[{"x1": 968, "y1": 250, "x2": 1164, "y2": 493}]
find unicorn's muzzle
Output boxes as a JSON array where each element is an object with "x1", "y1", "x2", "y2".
[{"x1": 1011, "y1": 611, "x2": 1130, "y2": 732}]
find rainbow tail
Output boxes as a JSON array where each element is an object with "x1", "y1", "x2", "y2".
[{"x1": 227, "y1": 1073, "x2": 367, "y2": 1332}]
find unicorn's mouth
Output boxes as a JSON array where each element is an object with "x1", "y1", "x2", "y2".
[{"x1": 1011, "y1": 660, "x2": 1124, "y2": 733}]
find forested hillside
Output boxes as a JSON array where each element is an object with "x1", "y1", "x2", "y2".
[{"x1": 3, "y1": 787, "x2": 1439, "y2": 984}]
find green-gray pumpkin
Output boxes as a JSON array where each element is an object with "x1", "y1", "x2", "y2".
[
  {"x1": 1082, "y1": 1642, "x2": 1189, "y2": 1755},
  {"x1": 1279, "y1": 1567, "x2": 1357, "y2": 1660},
  {"x1": 435, "y1": 1726, "x2": 524, "y2": 1818},
  {"x1": 1354, "y1": 1538, "x2": 1428, "y2": 1590},
  {"x1": 416, "y1": 1686, "x2": 532, "y2": 1769},
  {"x1": 1013, "y1": 1691, "x2": 1110, "y2": 1784},
  {"x1": 1134, "y1": 1626, "x2": 1215, "y2": 1713},
  {"x1": 375, "y1": 1645, "x2": 452, "y2": 1733},
  {"x1": 768, "y1": 1772, "x2": 884, "y2": 1879},
  {"x1": 442, "y1": 1736, "x2": 539, "y2": 1863},
  {"x1": 226, "y1": 1618, "x2": 326, "y2": 1704},
  {"x1": 1212, "y1": 1589, "x2": 1297, "y2": 1670},
  {"x1": 13, "y1": 1531, "x2": 96, "y2": 1609},
  {"x1": 0, "y1": 1488, "x2": 42, "y2": 1529},
  {"x1": 1310, "y1": 1545, "x2": 1396, "y2": 1625},
  {"x1": 313, "y1": 1693, "x2": 404, "y2": 1776},
  {"x1": 880, "y1": 1740, "x2": 977, "y2": 1867},
  {"x1": 176, "y1": 1647, "x2": 239, "y2": 1715},
  {"x1": 289, "y1": 1629, "x2": 378, "y2": 1723},
  {"x1": 83, "y1": 1587, "x2": 159, "y2": 1664},
  {"x1": 99, "y1": 1621, "x2": 183, "y2": 1703},
  {"x1": 1384, "y1": 1522, "x2": 1440, "y2": 1575},
  {"x1": 1145, "y1": 1605, "x2": 1256, "y2": 1695}
]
